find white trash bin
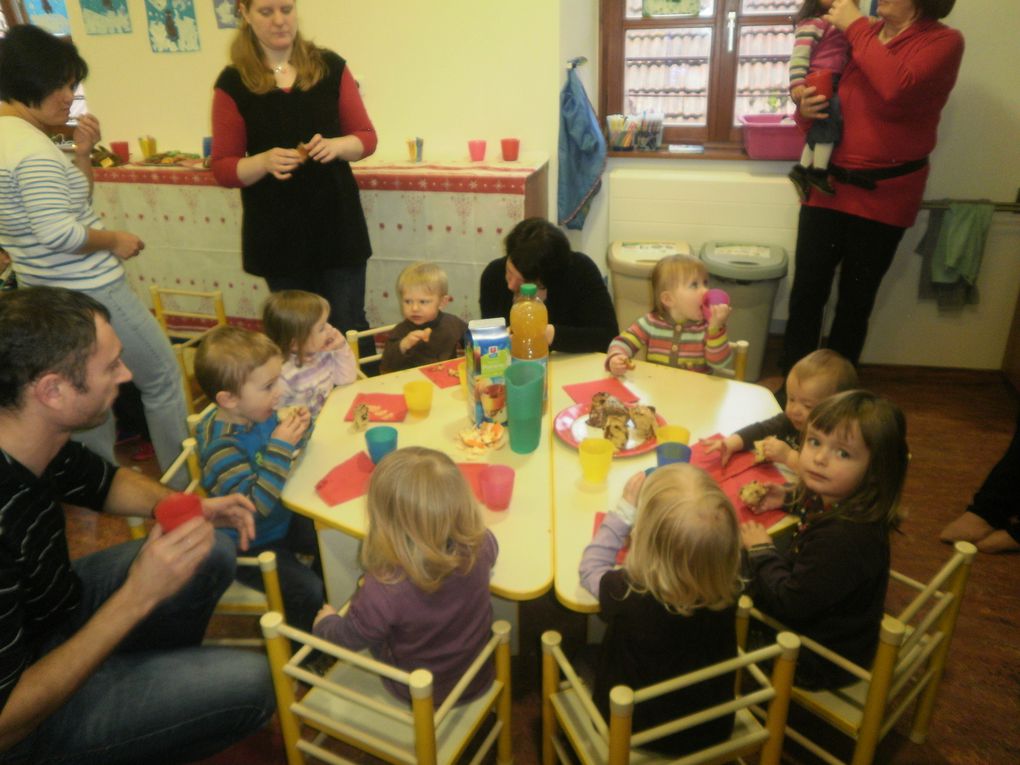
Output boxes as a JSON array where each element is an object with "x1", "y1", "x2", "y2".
[
  {"x1": 699, "y1": 243, "x2": 788, "y2": 382},
  {"x1": 607, "y1": 241, "x2": 692, "y2": 334}
]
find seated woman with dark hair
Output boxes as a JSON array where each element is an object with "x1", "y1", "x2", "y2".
[{"x1": 479, "y1": 218, "x2": 618, "y2": 353}]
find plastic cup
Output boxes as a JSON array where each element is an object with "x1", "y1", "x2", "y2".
[
  {"x1": 479, "y1": 465, "x2": 515, "y2": 511},
  {"x1": 468, "y1": 139, "x2": 486, "y2": 162},
  {"x1": 505, "y1": 361, "x2": 544, "y2": 454},
  {"x1": 138, "y1": 136, "x2": 157, "y2": 159},
  {"x1": 110, "y1": 141, "x2": 130, "y2": 163},
  {"x1": 657, "y1": 442, "x2": 692, "y2": 467},
  {"x1": 804, "y1": 69, "x2": 833, "y2": 100},
  {"x1": 403, "y1": 381, "x2": 433, "y2": 416},
  {"x1": 500, "y1": 137, "x2": 520, "y2": 162},
  {"x1": 701, "y1": 288, "x2": 730, "y2": 321},
  {"x1": 406, "y1": 138, "x2": 417, "y2": 161},
  {"x1": 365, "y1": 426, "x2": 398, "y2": 464},
  {"x1": 656, "y1": 425, "x2": 690, "y2": 445},
  {"x1": 579, "y1": 438, "x2": 614, "y2": 484}
]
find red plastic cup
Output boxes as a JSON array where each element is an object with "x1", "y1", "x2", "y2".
[
  {"x1": 110, "y1": 141, "x2": 130, "y2": 163},
  {"x1": 468, "y1": 139, "x2": 486, "y2": 162},
  {"x1": 479, "y1": 465, "x2": 515, "y2": 511},
  {"x1": 804, "y1": 69, "x2": 833, "y2": 100},
  {"x1": 154, "y1": 492, "x2": 204, "y2": 532},
  {"x1": 500, "y1": 137, "x2": 520, "y2": 162}
]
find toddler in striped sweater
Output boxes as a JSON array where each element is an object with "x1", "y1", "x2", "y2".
[{"x1": 607, "y1": 254, "x2": 732, "y2": 376}]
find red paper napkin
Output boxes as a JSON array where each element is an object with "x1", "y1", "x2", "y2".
[
  {"x1": 315, "y1": 452, "x2": 375, "y2": 506},
  {"x1": 690, "y1": 437, "x2": 760, "y2": 482},
  {"x1": 343, "y1": 393, "x2": 408, "y2": 422},
  {"x1": 419, "y1": 358, "x2": 464, "y2": 389},
  {"x1": 456, "y1": 462, "x2": 487, "y2": 503},
  {"x1": 593, "y1": 512, "x2": 629, "y2": 564},
  {"x1": 562, "y1": 377, "x2": 639, "y2": 405}
]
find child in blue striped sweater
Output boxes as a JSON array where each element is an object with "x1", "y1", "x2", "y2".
[
  {"x1": 607, "y1": 254, "x2": 732, "y2": 376},
  {"x1": 193, "y1": 325, "x2": 324, "y2": 631}
]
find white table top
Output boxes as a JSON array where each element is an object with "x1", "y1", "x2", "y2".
[
  {"x1": 282, "y1": 354, "x2": 782, "y2": 611},
  {"x1": 281, "y1": 363, "x2": 553, "y2": 602},
  {"x1": 549, "y1": 354, "x2": 782, "y2": 612}
]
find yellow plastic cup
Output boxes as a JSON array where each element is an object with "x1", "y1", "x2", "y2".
[
  {"x1": 578, "y1": 438, "x2": 614, "y2": 484},
  {"x1": 403, "y1": 380, "x2": 433, "y2": 416},
  {"x1": 458, "y1": 363, "x2": 467, "y2": 391},
  {"x1": 656, "y1": 425, "x2": 690, "y2": 445}
]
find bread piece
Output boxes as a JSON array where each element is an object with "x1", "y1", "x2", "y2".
[
  {"x1": 753, "y1": 439, "x2": 768, "y2": 463},
  {"x1": 628, "y1": 404, "x2": 658, "y2": 442},
  {"x1": 603, "y1": 414, "x2": 630, "y2": 451},
  {"x1": 588, "y1": 392, "x2": 627, "y2": 428},
  {"x1": 739, "y1": 481, "x2": 768, "y2": 507},
  {"x1": 352, "y1": 403, "x2": 370, "y2": 431}
]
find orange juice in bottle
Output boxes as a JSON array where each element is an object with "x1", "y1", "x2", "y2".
[{"x1": 510, "y1": 283, "x2": 548, "y2": 406}]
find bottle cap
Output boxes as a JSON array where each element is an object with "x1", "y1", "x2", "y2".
[{"x1": 521, "y1": 283, "x2": 537, "y2": 297}]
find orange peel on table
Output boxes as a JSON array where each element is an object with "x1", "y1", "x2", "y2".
[{"x1": 458, "y1": 422, "x2": 506, "y2": 454}]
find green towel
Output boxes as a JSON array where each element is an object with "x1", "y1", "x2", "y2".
[{"x1": 931, "y1": 202, "x2": 996, "y2": 287}]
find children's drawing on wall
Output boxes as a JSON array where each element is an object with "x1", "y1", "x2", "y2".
[
  {"x1": 145, "y1": 0, "x2": 200, "y2": 53},
  {"x1": 26, "y1": 0, "x2": 71, "y2": 36},
  {"x1": 213, "y1": 0, "x2": 239, "y2": 29},
  {"x1": 79, "y1": 0, "x2": 131, "y2": 35}
]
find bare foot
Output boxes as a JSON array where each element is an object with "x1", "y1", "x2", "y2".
[
  {"x1": 976, "y1": 530, "x2": 1020, "y2": 554},
  {"x1": 940, "y1": 511, "x2": 994, "y2": 544}
]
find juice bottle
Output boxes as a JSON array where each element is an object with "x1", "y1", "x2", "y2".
[{"x1": 510, "y1": 283, "x2": 548, "y2": 406}]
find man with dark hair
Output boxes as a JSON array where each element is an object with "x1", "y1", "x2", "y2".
[{"x1": 0, "y1": 287, "x2": 273, "y2": 763}]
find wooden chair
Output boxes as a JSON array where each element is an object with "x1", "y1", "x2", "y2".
[
  {"x1": 744, "y1": 541, "x2": 977, "y2": 765},
  {"x1": 346, "y1": 324, "x2": 397, "y2": 379},
  {"x1": 261, "y1": 612, "x2": 513, "y2": 765},
  {"x1": 541, "y1": 602, "x2": 799, "y2": 765},
  {"x1": 631, "y1": 339, "x2": 749, "y2": 381},
  {"x1": 127, "y1": 436, "x2": 285, "y2": 648},
  {"x1": 149, "y1": 286, "x2": 227, "y2": 414}
]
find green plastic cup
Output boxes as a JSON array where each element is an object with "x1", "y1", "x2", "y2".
[{"x1": 505, "y1": 361, "x2": 545, "y2": 454}]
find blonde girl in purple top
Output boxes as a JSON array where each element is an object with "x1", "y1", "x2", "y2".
[
  {"x1": 262, "y1": 290, "x2": 357, "y2": 417},
  {"x1": 313, "y1": 447, "x2": 498, "y2": 704}
]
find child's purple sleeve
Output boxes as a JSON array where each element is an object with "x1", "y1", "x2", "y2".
[{"x1": 579, "y1": 512, "x2": 630, "y2": 598}]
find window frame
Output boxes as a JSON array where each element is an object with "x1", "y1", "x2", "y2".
[{"x1": 599, "y1": 0, "x2": 795, "y2": 154}]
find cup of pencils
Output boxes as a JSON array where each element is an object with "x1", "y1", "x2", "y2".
[{"x1": 606, "y1": 114, "x2": 635, "y2": 151}]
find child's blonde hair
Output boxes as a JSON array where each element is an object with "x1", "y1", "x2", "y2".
[
  {"x1": 651, "y1": 254, "x2": 708, "y2": 317},
  {"x1": 624, "y1": 464, "x2": 742, "y2": 615},
  {"x1": 790, "y1": 349, "x2": 859, "y2": 394},
  {"x1": 396, "y1": 261, "x2": 449, "y2": 298},
  {"x1": 194, "y1": 325, "x2": 281, "y2": 399},
  {"x1": 362, "y1": 447, "x2": 488, "y2": 593},
  {"x1": 262, "y1": 290, "x2": 330, "y2": 368},
  {"x1": 799, "y1": 390, "x2": 909, "y2": 527}
]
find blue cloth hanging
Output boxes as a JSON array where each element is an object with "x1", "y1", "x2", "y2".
[{"x1": 558, "y1": 59, "x2": 606, "y2": 231}]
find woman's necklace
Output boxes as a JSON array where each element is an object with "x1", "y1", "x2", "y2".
[{"x1": 272, "y1": 61, "x2": 290, "y2": 75}]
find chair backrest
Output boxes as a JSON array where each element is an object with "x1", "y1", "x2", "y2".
[
  {"x1": 346, "y1": 324, "x2": 396, "y2": 379},
  {"x1": 261, "y1": 611, "x2": 513, "y2": 765},
  {"x1": 541, "y1": 603, "x2": 799, "y2": 765},
  {"x1": 629, "y1": 339, "x2": 749, "y2": 381},
  {"x1": 749, "y1": 540, "x2": 977, "y2": 765}
]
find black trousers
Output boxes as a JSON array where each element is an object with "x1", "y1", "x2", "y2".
[
  {"x1": 781, "y1": 206, "x2": 906, "y2": 373},
  {"x1": 968, "y1": 410, "x2": 1020, "y2": 543}
]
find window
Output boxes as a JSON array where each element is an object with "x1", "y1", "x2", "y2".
[{"x1": 600, "y1": 0, "x2": 799, "y2": 151}]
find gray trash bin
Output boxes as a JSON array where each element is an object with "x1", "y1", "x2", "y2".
[
  {"x1": 607, "y1": 241, "x2": 692, "y2": 334},
  {"x1": 699, "y1": 243, "x2": 788, "y2": 382}
]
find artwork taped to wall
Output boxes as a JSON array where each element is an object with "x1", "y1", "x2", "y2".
[
  {"x1": 145, "y1": 0, "x2": 200, "y2": 53},
  {"x1": 26, "y1": 0, "x2": 71, "y2": 36},
  {"x1": 79, "y1": 0, "x2": 131, "y2": 35},
  {"x1": 213, "y1": 0, "x2": 239, "y2": 29}
]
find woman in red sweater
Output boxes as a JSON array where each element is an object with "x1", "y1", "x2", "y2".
[
  {"x1": 781, "y1": 0, "x2": 963, "y2": 373},
  {"x1": 210, "y1": 0, "x2": 377, "y2": 347}
]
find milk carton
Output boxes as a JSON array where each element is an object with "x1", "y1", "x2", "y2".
[{"x1": 464, "y1": 318, "x2": 510, "y2": 425}]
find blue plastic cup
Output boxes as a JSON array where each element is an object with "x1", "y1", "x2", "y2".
[
  {"x1": 365, "y1": 426, "x2": 398, "y2": 464},
  {"x1": 202, "y1": 135, "x2": 213, "y2": 158},
  {"x1": 656, "y1": 442, "x2": 692, "y2": 467}
]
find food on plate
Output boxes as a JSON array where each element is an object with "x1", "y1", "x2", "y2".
[
  {"x1": 352, "y1": 403, "x2": 370, "y2": 431},
  {"x1": 603, "y1": 414, "x2": 630, "y2": 451},
  {"x1": 739, "y1": 481, "x2": 768, "y2": 507},
  {"x1": 628, "y1": 404, "x2": 658, "y2": 442},
  {"x1": 586, "y1": 394, "x2": 661, "y2": 452},
  {"x1": 459, "y1": 421, "x2": 506, "y2": 452},
  {"x1": 587, "y1": 392, "x2": 627, "y2": 428},
  {"x1": 753, "y1": 439, "x2": 768, "y2": 463},
  {"x1": 141, "y1": 150, "x2": 203, "y2": 167}
]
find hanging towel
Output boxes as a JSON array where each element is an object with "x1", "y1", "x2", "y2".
[
  {"x1": 558, "y1": 60, "x2": 606, "y2": 230},
  {"x1": 917, "y1": 202, "x2": 995, "y2": 308}
]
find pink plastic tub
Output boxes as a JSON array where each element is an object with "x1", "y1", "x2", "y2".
[{"x1": 739, "y1": 114, "x2": 804, "y2": 160}]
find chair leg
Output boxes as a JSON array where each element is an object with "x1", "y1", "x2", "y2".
[
  {"x1": 260, "y1": 613, "x2": 304, "y2": 765},
  {"x1": 760, "y1": 633, "x2": 799, "y2": 765},
  {"x1": 607, "y1": 687, "x2": 634, "y2": 765},
  {"x1": 494, "y1": 621, "x2": 513, "y2": 764},
  {"x1": 852, "y1": 618, "x2": 904, "y2": 765},
  {"x1": 410, "y1": 670, "x2": 438, "y2": 765},
  {"x1": 541, "y1": 631, "x2": 561, "y2": 765}
]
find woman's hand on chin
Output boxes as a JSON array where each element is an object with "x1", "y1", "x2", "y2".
[
  {"x1": 825, "y1": 0, "x2": 865, "y2": 31},
  {"x1": 72, "y1": 114, "x2": 101, "y2": 157}
]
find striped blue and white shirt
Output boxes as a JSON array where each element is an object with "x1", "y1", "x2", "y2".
[{"x1": 0, "y1": 116, "x2": 123, "y2": 290}]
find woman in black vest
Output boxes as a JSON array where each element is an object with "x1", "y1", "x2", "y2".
[{"x1": 211, "y1": 0, "x2": 376, "y2": 342}]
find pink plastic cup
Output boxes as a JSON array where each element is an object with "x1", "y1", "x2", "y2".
[
  {"x1": 701, "y1": 288, "x2": 730, "y2": 321},
  {"x1": 804, "y1": 69, "x2": 833, "y2": 100},
  {"x1": 468, "y1": 139, "x2": 487, "y2": 162},
  {"x1": 479, "y1": 465, "x2": 515, "y2": 511},
  {"x1": 110, "y1": 141, "x2": 130, "y2": 163},
  {"x1": 500, "y1": 137, "x2": 520, "y2": 162}
]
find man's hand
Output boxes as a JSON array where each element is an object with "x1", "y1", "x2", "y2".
[
  {"x1": 125, "y1": 517, "x2": 214, "y2": 611},
  {"x1": 201, "y1": 493, "x2": 257, "y2": 551},
  {"x1": 272, "y1": 406, "x2": 311, "y2": 445}
]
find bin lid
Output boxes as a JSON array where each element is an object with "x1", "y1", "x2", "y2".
[
  {"x1": 608, "y1": 241, "x2": 693, "y2": 277},
  {"x1": 699, "y1": 242, "x2": 788, "y2": 280}
]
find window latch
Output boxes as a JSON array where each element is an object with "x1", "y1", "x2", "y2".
[{"x1": 727, "y1": 11, "x2": 737, "y2": 53}]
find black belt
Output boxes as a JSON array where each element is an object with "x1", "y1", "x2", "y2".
[{"x1": 829, "y1": 158, "x2": 929, "y2": 190}]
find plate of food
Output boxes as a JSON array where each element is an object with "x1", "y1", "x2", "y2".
[{"x1": 554, "y1": 393, "x2": 666, "y2": 457}]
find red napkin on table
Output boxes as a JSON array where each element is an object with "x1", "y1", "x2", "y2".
[
  {"x1": 592, "y1": 512, "x2": 629, "y2": 564},
  {"x1": 343, "y1": 393, "x2": 408, "y2": 422},
  {"x1": 562, "y1": 377, "x2": 639, "y2": 406},
  {"x1": 689, "y1": 436, "x2": 790, "y2": 527},
  {"x1": 690, "y1": 437, "x2": 760, "y2": 482},
  {"x1": 456, "y1": 462, "x2": 487, "y2": 504},
  {"x1": 419, "y1": 358, "x2": 464, "y2": 389},
  {"x1": 315, "y1": 452, "x2": 375, "y2": 506}
]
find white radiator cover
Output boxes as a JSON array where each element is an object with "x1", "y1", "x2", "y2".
[{"x1": 607, "y1": 167, "x2": 1020, "y2": 370}]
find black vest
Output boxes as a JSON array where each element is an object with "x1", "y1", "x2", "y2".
[{"x1": 215, "y1": 51, "x2": 372, "y2": 277}]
